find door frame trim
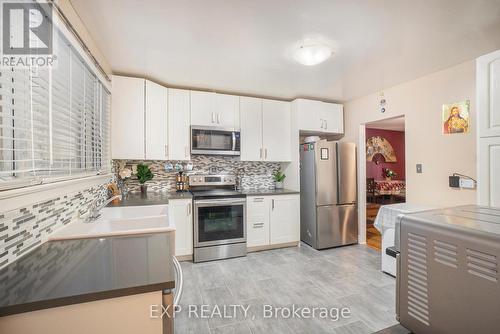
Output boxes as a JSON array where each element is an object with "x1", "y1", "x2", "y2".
[{"x1": 358, "y1": 115, "x2": 406, "y2": 245}]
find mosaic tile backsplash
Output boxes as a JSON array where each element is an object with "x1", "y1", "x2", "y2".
[
  {"x1": 114, "y1": 155, "x2": 283, "y2": 192},
  {"x1": 0, "y1": 184, "x2": 108, "y2": 269}
]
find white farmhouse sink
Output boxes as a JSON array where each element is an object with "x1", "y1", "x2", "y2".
[{"x1": 49, "y1": 204, "x2": 174, "y2": 241}]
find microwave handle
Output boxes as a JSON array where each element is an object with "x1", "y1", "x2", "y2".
[{"x1": 232, "y1": 132, "x2": 236, "y2": 151}]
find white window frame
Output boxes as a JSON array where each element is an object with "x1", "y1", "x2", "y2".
[{"x1": 0, "y1": 4, "x2": 112, "y2": 199}]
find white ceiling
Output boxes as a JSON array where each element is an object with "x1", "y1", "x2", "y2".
[
  {"x1": 366, "y1": 116, "x2": 405, "y2": 131},
  {"x1": 70, "y1": 0, "x2": 500, "y2": 102}
]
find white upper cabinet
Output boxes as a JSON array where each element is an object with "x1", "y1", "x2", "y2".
[
  {"x1": 168, "y1": 89, "x2": 191, "y2": 160},
  {"x1": 111, "y1": 76, "x2": 145, "y2": 159},
  {"x1": 216, "y1": 93, "x2": 240, "y2": 128},
  {"x1": 294, "y1": 98, "x2": 344, "y2": 134},
  {"x1": 321, "y1": 103, "x2": 344, "y2": 134},
  {"x1": 477, "y1": 49, "x2": 500, "y2": 138},
  {"x1": 190, "y1": 91, "x2": 240, "y2": 129},
  {"x1": 262, "y1": 99, "x2": 291, "y2": 162},
  {"x1": 112, "y1": 75, "x2": 170, "y2": 160},
  {"x1": 240, "y1": 97, "x2": 263, "y2": 161},
  {"x1": 190, "y1": 91, "x2": 215, "y2": 126},
  {"x1": 145, "y1": 80, "x2": 168, "y2": 160},
  {"x1": 295, "y1": 99, "x2": 324, "y2": 132},
  {"x1": 240, "y1": 97, "x2": 291, "y2": 162}
]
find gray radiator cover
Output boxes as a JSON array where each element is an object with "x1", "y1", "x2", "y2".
[{"x1": 397, "y1": 205, "x2": 500, "y2": 334}]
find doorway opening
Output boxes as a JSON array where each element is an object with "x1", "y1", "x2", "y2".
[{"x1": 364, "y1": 116, "x2": 406, "y2": 250}]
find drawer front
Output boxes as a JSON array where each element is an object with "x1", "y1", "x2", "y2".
[{"x1": 246, "y1": 197, "x2": 270, "y2": 247}]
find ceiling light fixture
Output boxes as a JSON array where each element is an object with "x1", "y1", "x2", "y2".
[{"x1": 293, "y1": 44, "x2": 333, "y2": 66}]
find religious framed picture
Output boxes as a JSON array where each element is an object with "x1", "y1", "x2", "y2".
[{"x1": 442, "y1": 100, "x2": 470, "y2": 134}]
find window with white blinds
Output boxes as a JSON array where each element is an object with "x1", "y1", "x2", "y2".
[{"x1": 0, "y1": 31, "x2": 111, "y2": 191}]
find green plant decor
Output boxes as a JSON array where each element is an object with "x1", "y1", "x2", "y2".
[
  {"x1": 273, "y1": 169, "x2": 286, "y2": 183},
  {"x1": 136, "y1": 163, "x2": 154, "y2": 184}
]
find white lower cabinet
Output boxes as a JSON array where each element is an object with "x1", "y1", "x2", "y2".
[
  {"x1": 246, "y1": 196, "x2": 271, "y2": 247},
  {"x1": 269, "y1": 195, "x2": 300, "y2": 244},
  {"x1": 246, "y1": 194, "x2": 300, "y2": 248},
  {"x1": 169, "y1": 199, "x2": 193, "y2": 257}
]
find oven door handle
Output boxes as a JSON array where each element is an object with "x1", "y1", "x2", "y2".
[
  {"x1": 195, "y1": 198, "x2": 246, "y2": 205},
  {"x1": 232, "y1": 132, "x2": 236, "y2": 152}
]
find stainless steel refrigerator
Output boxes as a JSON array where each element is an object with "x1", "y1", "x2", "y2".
[{"x1": 300, "y1": 140, "x2": 358, "y2": 249}]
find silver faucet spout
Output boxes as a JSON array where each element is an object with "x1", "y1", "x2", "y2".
[{"x1": 86, "y1": 195, "x2": 122, "y2": 223}]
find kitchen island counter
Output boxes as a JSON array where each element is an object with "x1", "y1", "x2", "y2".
[{"x1": 0, "y1": 233, "x2": 175, "y2": 317}]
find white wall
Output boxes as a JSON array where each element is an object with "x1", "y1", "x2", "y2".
[{"x1": 344, "y1": 61, "x2": 477, "y2": 207}]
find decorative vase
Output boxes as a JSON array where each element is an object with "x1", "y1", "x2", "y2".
[
  {"x1": 275, "y1": 181, "x2": 284, "y2": 189},
  {"x1": 140, "y1": 184, "x2": 148, "y2": 193}
]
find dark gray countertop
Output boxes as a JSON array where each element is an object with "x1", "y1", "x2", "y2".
[
  {"x1": 0, "y1": 233, "x2": 175, "y2": 317},
  {"x1": 107, "y1": 189, "x2": 298, "y2": 207},
  {"x1": 240, "y1": 188, "x2": 300, "y2": 196},
  {"x1": 107, "y1": 191, "x2": 192, "y2": 207}
]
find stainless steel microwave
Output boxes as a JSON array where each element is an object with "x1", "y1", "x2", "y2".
[{"x1": 191, "y1": 126, "x2": 241, "y2": 156}]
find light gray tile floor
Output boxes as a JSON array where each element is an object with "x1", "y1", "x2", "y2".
[{"x1": 175, "y1": 243, "x2": 399, "y2": 334}]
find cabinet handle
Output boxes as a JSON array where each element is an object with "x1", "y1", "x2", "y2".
[
  {"x1": 165, "y1": 145, "x2": 169, "y2": 158},
  {"x1": 325, "y1": 120, "x2": 328, "y2": 130},
  {"x1": 264, "y1": 148, "x2": 268, "y2": 160},
  {"x1": 212, "y1": 112, "x2": 216, "y2": 123},
  {"x1": 272, "y1": 199, "x2": 275, "y2": 210},
  {"x1": 187, "y1": 203, "x2": 191, "y2": 216},
  {"x1": 253, "y1": 223, "x2": 264, "y2": 228},
  {"x1": 253, "y1": 197, "x2": 264, "y2": 202},
  {"x1": 217, "y1": 113, "x2": 220, "y2": 124},
  {"x1": 320, "y1": 119, "x2": 323, "y2": 129},
  {"x1": 185, "y1": 146, "x2": 189, "y2": 158},
  {"x1": 259, "y1": 148, "x2": 263, "y2": 159}
]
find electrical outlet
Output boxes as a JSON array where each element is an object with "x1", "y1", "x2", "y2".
[
  {"x1": 449, "y1": 176, "x2": 460, "y2": 188},
  {"x1": 459, "y1": 178, "x2": 475, "y2": 189},
  {"x1": 416, "y1": 164, "x2": 423, "y2": 174}
]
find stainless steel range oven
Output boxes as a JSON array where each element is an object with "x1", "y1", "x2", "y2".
[{"x1": 190, "y1": 175, "x2": 246, "y2": 262}]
